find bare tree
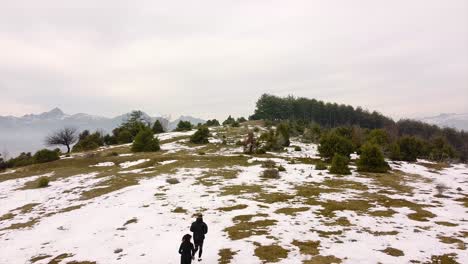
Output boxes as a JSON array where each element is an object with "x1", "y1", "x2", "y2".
[{"x1": 46, "y1": 127, "x2": 78, "y2": 153}]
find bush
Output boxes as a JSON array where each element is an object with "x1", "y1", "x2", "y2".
[
  {"x1": 73, "y1": 131, "x2": 104, "y2": 152},
  {"x1": 315, "y1": 161, "x2": 327, "y2": 170},
  {"x1": 223, "y1": 115, "x2": 236, "y2": 126},
  {"x1": 37, "y1": 176, "x2": 50, "y2": 188},
  {"x1": 175, "y1": 120, "x2": 193, "y2": 131},
  {"x1": 166, "y1": 178, "x2": 179, "y2": 184},
  {"x1": 131, "y1": 128, "x2": 160, "y2": 152},
  {"x1": 294, "y1": 146, "x2": 302, "y2": 151},
  {"x1": 277, "y1": 165, "x2": 286, "y2": 172},
  {"x1": 256, "y1": 148, "x2": 266, "y2": 154},
  {"x1": 152, "y1": 120, "x2": 165, "y2": 134},
  {"x1": 205, "y1": 119, "x2": 220, "y2": 127},
  {"x1": 108, "y1": 152, "x2": 119, "y2": 157},
  {"x1": 262, "y1": 169, "x2": 280, "y2": 179},
  {"x1": 329, "y1": 153, "x2": 351, "y2": 175},
  {"x1": 429, "y1": 137, "x2": 456, "y2": 162},
  {"x1": 262, "y1": 159, "x2": 276, "y2": 168},
  {"x1": 33, "y1": 149, "x2": 60, "y2": 163},
  {"x1": 303, "y1": 124, "x2": 321, "y2": 143},
  {"x1": 395, "y1": 136, "x2": 424, "y2": 162},
  {"x1": 7, "y1": 152, "x2": 34, "y2": 167},
  {"x1": 190, "y1": 126, "x2": 210, "y2": 144},
  {"x1": 318, "y1": 132, "x2": 355, "y2": 159},
  {"x1": 357, "y1": 143, "x2": 390, "y2": 173},
  {"x1": 116, "y1": 129, "x2": 133, "y2": 144},
  {"x1": 198, "y1": 151, "x2": 206, "y2": 155}
]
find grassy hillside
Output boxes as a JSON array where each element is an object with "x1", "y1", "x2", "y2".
[{"x1": 0, "y1": 125, "x2": 466, "y2": 264}]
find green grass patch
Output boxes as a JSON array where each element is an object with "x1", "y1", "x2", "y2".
[
  {"x1": 254, "y1": 243, "x2": 289, "y2": 263},
  {"x1": 218, "y1": 248, "x2": 237, "y2": 264},
  {"x1": 292, "y1": 240, "x2": 320, "y2": 255},
  {"x1": 274, "y1": 207, "x2": 309, "y2": 216},
  {"x1": 217, "y1": 204, "x2": 248, "y2": 212},
  {"x1": 172, "y1": 207, "x2": 188, "y2": 214},
  {"x1": 380, "y1": 247, "x2": 404, "y2": 257},
  {"x1": 224, "y1": 214, "x2": 276, "y2": 240}
]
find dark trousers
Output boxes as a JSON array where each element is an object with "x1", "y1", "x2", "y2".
[{"x1": 193, "y1": 239, "x2": 204, "y2": 258}]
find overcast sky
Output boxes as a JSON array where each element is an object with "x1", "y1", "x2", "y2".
[{"x1": 1, "y1": 0, "x2": 467, "y2": 120}]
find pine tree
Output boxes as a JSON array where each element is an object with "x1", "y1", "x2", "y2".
[
  {"x1": 190, "y1": 126, "x2": 210, "y2": 144},
  {"x1": 152, "y1": 120, "x2": 165, "y2": 134},
  {"x1": 131, "y1": 128, "x2": 160, "y2": 152},
  {"x1": 329, "y1": 153, "x2": 351, "y2": 175},
  {"x1": 357, "y1": 143, "x2": 390, "y2": 173}
]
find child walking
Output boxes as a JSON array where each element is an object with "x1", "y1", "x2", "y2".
[{"x1": 179, "y1": 234, "x2": 195, "y2": 264}]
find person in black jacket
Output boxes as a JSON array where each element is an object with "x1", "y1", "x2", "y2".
[
  {"x1": 179, "y1": 234, "x2": 195, "y2": 264},
  {"x1": 190, "y1": 214, "x2": 208, "y2": 261}
]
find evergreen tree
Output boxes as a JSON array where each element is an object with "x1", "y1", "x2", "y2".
[
  {"x1": 205, "y1": 119, "x2": 220, "y2": 127},
  {"x1": 329, "y1": 153, "x2": 351, "y2": 175},
  {"x1": 318, "y1": 132, "x2": 355, "y2": 159},
  {"x1": 397, "y1": 136, "x2": 424, "y2": 162},
  {"x1": 116, "y1": 129, "x2": 133, "y2": 144},
  {"x1": 223, "y1": 115, "x2": 236, "y2": 126},
  {"x1": 73, "y1": 131, "x2": 104, "y2": 152},
  {"x1": 190, "y1": 126, "x2": 210, "y2": 144},
  {"x1": 175, "y1": 120, "x2": 193, "y2": 131},
  {"x1": 357, "y1": 143, "x2": 390, "y2": 173},
  {"x1": 131, "y1": 128, "x2": 160, "y2": 152},
  {"x1": 152, "y1": 120, "x2": 165, "y2": 134}
]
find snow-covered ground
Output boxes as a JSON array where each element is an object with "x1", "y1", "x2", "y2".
[{"x1": 0, "y1": 130, "x2": 467, "y2": 264}]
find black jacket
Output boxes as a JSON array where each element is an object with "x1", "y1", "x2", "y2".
[
  {"x1": 190, "y1": 218, "x2": 208, "y2": 241},
  {"x1": 179, "y1": 241, "x2": 194, "y2": 258}
]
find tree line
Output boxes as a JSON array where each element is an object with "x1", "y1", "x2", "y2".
[{"x1": 250, "y1": 94, "x2": 468, "y2": 162}]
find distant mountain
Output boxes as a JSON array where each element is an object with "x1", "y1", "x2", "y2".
[
  {"x1": 419, "y1": 113, "x2": 468, "y2": 131},
  {"x1": 168, "y1": 115, "x2": 206, "y2": 130},
  {"x1": 0, "y1": 108, "x2": 169, "y2": 157}
]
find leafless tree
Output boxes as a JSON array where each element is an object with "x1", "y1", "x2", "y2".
[{"x1": 45, "y1": 127, "x2": 78, "y2": 153}]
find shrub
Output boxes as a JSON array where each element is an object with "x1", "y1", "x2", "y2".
[
  {"x1": 277, "y1": 165, "x2": 286, "y2": 172},
  {"x1": 237, "y1": 117, "x2": 247, "y2": 123},
  {"x1": 116, "y1": 129, "x2": 133, "y2": 144},
  {"x1": 231, "y1": 121, "x2": 240, "y2": 127},
  {"x1": 190, "y1": 126, "x2": 210, "y2": 144},
  {"x1": 256, "y1": 148, "x2": 266, "y2": 154},
  {"x1": 329, "y1": 153, "x2": 351, "y2": 175},
  {"x1": 108, "y1": 152, "x2": 119, "y2": 157},
  {"x1": 396, "y1": 136, "x2": 424, "y2": 162},
  {"x1": 33, "y1": 149, "x2": 60, "y2": 163},
  {"x1": 315, "y1": 161, "x2": 327, "y2": 170},
  {"x1": 103, "y1": 134, "x2": 117, "y2": 145},
  {"x1": 262, "y1": 160, "x2": 276, "y2": 168},
  {"x1": 253, "y1": 126, "x2": 260, "y2": 132},
  {"x1": 357, "y1": 143, "x2": 390, "y2": 173},
  {"x1": 318, "y1": 132, "x2": 355, "y2": 159},
  {"x1": 429, "y1": 137, "x2": 456, "y2": 162},
  {"x1": 131, "y1": 128, "x2": 160, "y2": 152},
  {"x1": 175, "y1": 120, "x2": 193, "y2": 131},
  {"x1": 37, "y1": 176, "x2": 50, "y2": 188},
  {"x1": 198, "y1": 151, "x2": 206, "y2": 155},
  {"x1": 152, "y1": 120, "x2": 165, "y2": 134},
  {"x1": 166, "y1": 178, "x2": 179, "y2": 184},
  {"x1": 73, "y1": 131, "x2": 104, "y2": 152},
  {"x1": 205, "y1": 119, "x2": 220, "y2": 127},
  {"x1": 294, "y1": 146, "x2": 302, "y2": 151},
  {"x1": 303, "y1": 124, "x2": 321, "y2": 143},
  {"x1": 262, "y1": 169, "x2": 280, "y2": 179},
  {"x1": 388, "y1": 143, "x2": 401, "y2": 160},
  {"x1": 223, "y1": 115, "x2": 236, "y2": 126},
  {"x1": 7, "y1": 152, "x2": 34, "y2": 167}
]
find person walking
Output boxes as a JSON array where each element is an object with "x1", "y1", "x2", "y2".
[
  {"x1": 179, "y1": 234, "x2": 195, "y2": 264},
  {"x1": 190, "y1": 214, "x2": 208, "y2": 261}
]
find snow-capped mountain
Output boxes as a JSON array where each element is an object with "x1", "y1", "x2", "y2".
[
  {"x1": 0, "y1": 108, "x2": 168, "y2": 157},
  {"x1": 420, "y1": 113, "x2": 468, "y2": 131},
  {"x1": 0, "y1": 108, "x2": 207, "y2": 157}
]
